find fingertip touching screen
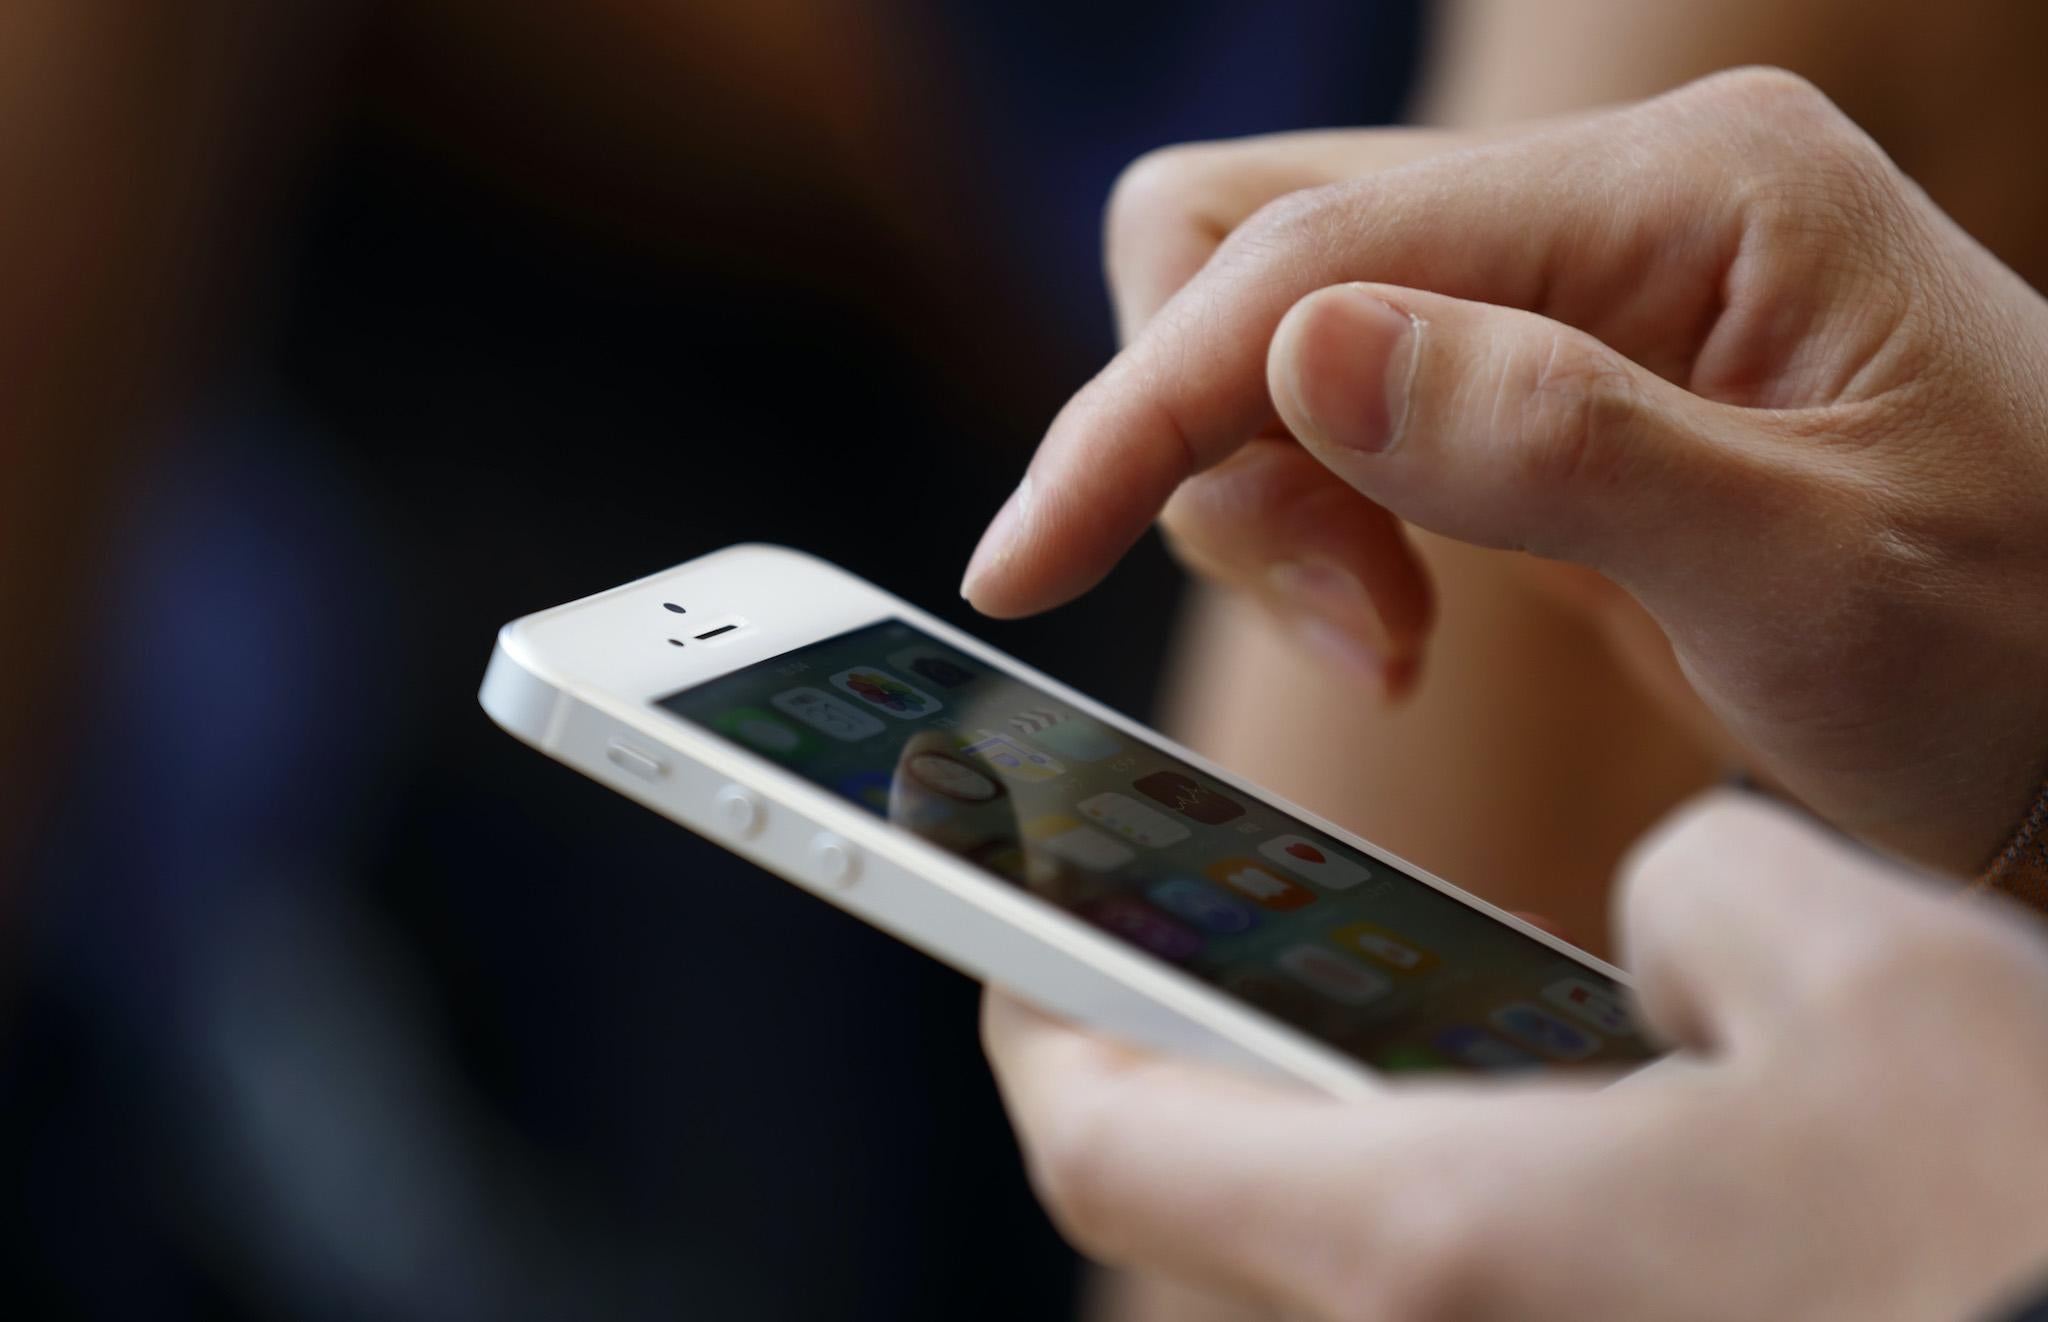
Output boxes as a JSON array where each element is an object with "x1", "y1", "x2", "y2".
[{"x1": 658, "y1": 620, "x2": 1659, "y2": 1075}]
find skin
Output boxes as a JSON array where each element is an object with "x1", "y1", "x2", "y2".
[
  {"x1": 1131, "y1": 0, "x2": 2048, "y2": 968},
  {"x1": 1092, "y1": 14, "x2": 2048, "y2": 1308},
  {"x1": 1117, "y1": 122, "x2": 1732, "y2": 955},
  {"x1": 970, "y1": 70, "x2": 2048, "y2": 1317},
  {"x1": 959, "y1": 70, "x2": 2048, "y2": 880},
  {"x1": 986, "y1": 794, "x2": 2048, "y2": 1322}
]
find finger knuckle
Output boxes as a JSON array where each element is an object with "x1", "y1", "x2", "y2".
[
  {"x1": 1707, "y1": 73, "x2": 1904, "y2": 254},
  {"x1": 1692, "y1": 65, "x2": 1841, "y2": 125},
  {"x1": 1105, "y1": 144, "x2": 1222, "y2": 267},
  {"x1": 1735, "y1": 457, "x2": 1964, "y2": 683},
  {"x1": 1224, "y1": 181, "x2": 1350, "y2": 266},
  {"x1": 1840, "y1": 482, "x2": 1964, "y2": 603},
  {"x1": 1752, "y1": 150, "x2": 1900, "y2": 268},
  {"x1": 1501, "y1": 334, "x2": 1638, "y2": 500}
]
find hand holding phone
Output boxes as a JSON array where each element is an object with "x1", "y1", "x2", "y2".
[{"x1": 984, "y1": 796, "x2": 2048, "y2": 1322}]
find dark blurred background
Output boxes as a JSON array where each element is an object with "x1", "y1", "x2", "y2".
[{"x1": 1, "y1": 3, "x2": 1424, "y2": 1317}]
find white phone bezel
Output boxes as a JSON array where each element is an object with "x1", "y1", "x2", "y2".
[{"x1": 481, "y1": 542, "x2": 1643, "y2": 1098}]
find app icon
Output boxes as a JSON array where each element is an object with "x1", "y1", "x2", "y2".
[
  {"x1": 1006, "y1": 707, "x2": 1122, "y2": 761},
  {"x1": 1078, "y1": 792, "x2": 1191, "y2": 848},
  {"x1": 1432, "y1": 1026, "x2": 1540, "y2": 1072},
  {"x1": 831, "y1": 667, "x2": 940, "y2": 719},
  {"x1": 1146, "y1": 878, "x2": 1259, "y2": 935},
  {"x1": 1277, "y1": 944, "x2": 1390, "y2": 1005},
  {"x1": 1026, "y1": 815, "x2": 1137, "y2": 871},
  {"x1": 1133, "y1": 770, "x2": 1246, "y2": 825},
  {"x1": 1204, "y1": 857, "x2": 1316, "y2": 911},
  {"x1": 1085, "y1": 897, "x2": 1204, "y2": 961},
  {"x1": 961, "y1": 731, "x2": 1065, "y2": 782},
  {"x1": 1330, "y1": 923, "x2": 1438, "y2": 975},
  {"x1": 1490, "y1": 1003, "x2": 1601, "y2": 1061},
  {"x1": 1374, "y1": 1045, "x2": 1448, "y2": 1074},
  {"x1": 771, "y1": 687, "x2": 885, "y2": 741},
  {"x1": 1542, "y1": 978, "x2": 1636, "y2": 1035},
  {"x1": 904, "y1": 751, "x2": 1005, "y2": 803},
  {"x1": 1259, "y1": 834, "x2": 1371, "y2": 890},
  {"x1": 887, "y1": 645, "x2": 977, "y2": 689},
  {"x1": 711, "y1": 706, "x2": 812, "y2": 757}
]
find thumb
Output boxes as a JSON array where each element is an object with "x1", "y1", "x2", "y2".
[
  {"x1": 1269, "y1": 282, "x2": 1761, "y2": 582},
  {"x1": 1614, "y1": 792, "x2": 1950, "y2": 1055}
]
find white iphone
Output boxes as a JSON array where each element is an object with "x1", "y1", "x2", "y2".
[{"x1": 479, "y1": 543, "x2": 1657, "y2": 1097}]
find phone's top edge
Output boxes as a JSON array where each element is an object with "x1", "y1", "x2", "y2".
[
  {"x1": 493, "y1": 543, "x2": 857, "y2": 676},
  {"x1": 503, "y1": 543, "x2": 831, "y2": 630},
  {"x1": 485, "y1": 541, "x2": 903, "y2": 740}
]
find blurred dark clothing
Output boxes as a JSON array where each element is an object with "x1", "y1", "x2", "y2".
[{"x1": 2, "y1": 3, "x2": 1422, "y2": 1318}]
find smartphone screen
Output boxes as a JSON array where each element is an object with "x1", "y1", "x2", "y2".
[{"x1": 658, "y1": 620, "x2": 1657, "y2": 1075}]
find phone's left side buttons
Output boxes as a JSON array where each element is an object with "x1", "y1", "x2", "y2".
[
  {"x1": 605, "y1": 738, "x2": 667, "y2": 781},
  {"x1": 809, "y1": 833, "x2": 859, "y2": 891},
  {"x1": 715, "y1": 784, "x2": 764, "y2": 839}
]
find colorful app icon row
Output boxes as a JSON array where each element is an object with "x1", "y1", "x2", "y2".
[
  {"x1": 1272, "y1": 923, "x2": 1443, "y2": 1005},
  {"x1": 734, "y1": 671, "x2": 1376, "y2": 886},
  {"x1": 1414, "y1": 980, "x2": 1637, "y2": 1071},
  {"x1": 1120, "y1": 932, "x2": 1410, "y2": 1008},
  {"x1": 1076, "y1": 885, "x2": 1435, "y2": 1005},
  {"x1": 886, "y1": 645, "x2": 1128, "y2": 763},
  {"x1": 725, "y1": 667, "x2": 1131, "y2": 786},
  {"x1": 1430, "y1": 1002, "x2": 1602, "y2": 1069},
  {"x1": 1201, "y1": 840, "x2": 1369, "y2": 900},
  {"x1": 718, "y1": 653, "x2": 970, "y2": 753},
  {"x1": 886, "y1": 645, "x2": 977, "y2": 691},
  {"x1": 1076, "y1": 912, "x2": 1636, "y2": 1069},
  {"x1": 785, "y1": 664, "x2": 943, "y2": 732},
  {"x1": 1079, "y1": 891, "x2": 1638, "y2": 1063},
  {"x1": 1132, "y1": 770, "x2": 1244, "y2": 824}
]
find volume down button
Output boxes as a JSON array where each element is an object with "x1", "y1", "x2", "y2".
[{"x1": 715, "y1": 784, "x2": 765, "y2": 839}]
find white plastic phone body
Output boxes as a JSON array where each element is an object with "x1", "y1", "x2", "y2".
[{"x1": 480, "y1": 544, "x2": 1644, "y2": 1099}]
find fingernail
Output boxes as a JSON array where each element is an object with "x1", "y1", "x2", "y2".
[
  {"x1": 1268, "y1": 558, "x2": 1397, "y2": 677},
  {"x1": 961, "y1": 474, "x2": 1034, "y2": 600},
  {"x1": 1281, "y1": 286, "x2": 1418, "y2": 455}
]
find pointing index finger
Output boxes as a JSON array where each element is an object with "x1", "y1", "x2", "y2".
[
  {"x1": 960, "y1": 320, "x2": 1251, "y2": 616},
  {"x1": 958, "y1": 94, "x2": 1738, "y2": 618},
  {"x1": 959, "y1": 146, "x2": 1562, "y2": 617}
]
